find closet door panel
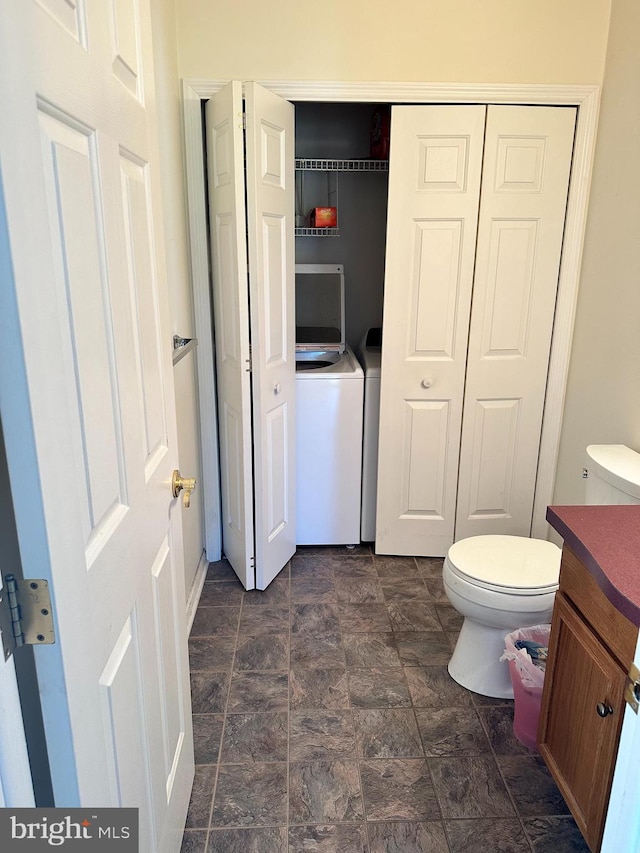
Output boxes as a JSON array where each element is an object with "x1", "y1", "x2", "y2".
[
  {"x1": 376, "y1": 105, "x2": 486, "y2": 557},
  {"x1": 402, "y1": 400, "x2": 451, "y2": 517},
  {"x1": 456, "y1": 105, "x2": 576, "y2": 539},
  {"x1": 244, "y1": 82, "x2": 296, "y2": 589},
  {"x1": 464, "y1": 398, "x2": 521, "y2": 518},
  {"x1": 205, "y1": 83, "x2": 256, "y2": 589}
]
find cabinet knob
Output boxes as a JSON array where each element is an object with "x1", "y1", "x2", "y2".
[
  {"x1": 421, "y1": 377, "x2": 434, "y2": 389},
  {"x1": 596, "y1": 702, "x2": 613, "y2": 718}
]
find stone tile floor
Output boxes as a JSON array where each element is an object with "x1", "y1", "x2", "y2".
[{"x1": 181, "y1": 546, "x2": 589, "y2": 852}]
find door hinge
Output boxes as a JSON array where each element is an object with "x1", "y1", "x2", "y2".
[
  {"x1": 0, "y1": 575, "x2": 56, "y2": 661},
  {"x1": 246, "y1": 345, "x2": 252, "y2": 373}
]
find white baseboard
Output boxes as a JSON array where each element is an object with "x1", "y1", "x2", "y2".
[{"x1": 186, "y1": 550, "x2": 209, "y2": 634}]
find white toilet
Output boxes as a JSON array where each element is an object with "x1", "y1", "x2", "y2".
[{"x1": 444, "y1": 444, "x2": 640, "y2": 698}]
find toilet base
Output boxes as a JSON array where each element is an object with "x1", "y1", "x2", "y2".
[{"x1": 448, "y1": 617, "x2": 514, "y2": 699}]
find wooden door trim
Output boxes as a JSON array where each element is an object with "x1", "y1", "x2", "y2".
[{"x1": 182, "y1": 80, "x2": 600, "y2": 553}]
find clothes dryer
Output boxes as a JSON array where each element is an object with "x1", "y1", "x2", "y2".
[{"x1": 357, "y1": 328, "x2": 382, "y2": 543}]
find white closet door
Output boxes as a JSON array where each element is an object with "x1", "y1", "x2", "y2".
[
  {"x1": 244, "y1": 83, "x2": 296, "y2": 589},
  {"x1": 455, "y1": 106, "x2": 576, "y2": 540},
  {"x1": 206, "y1": 83, "x2": 295, "y2": 590},
  {"x1": 376, "y1": 106, "x2": 486, "y2": 557},
  {"x1": 206, "y1": 83, "x2": 255, "y2": 588}
]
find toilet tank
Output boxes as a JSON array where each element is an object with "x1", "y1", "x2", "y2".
[{"x1": 585, "y1": 445, "x2": 640, "y2": 505}]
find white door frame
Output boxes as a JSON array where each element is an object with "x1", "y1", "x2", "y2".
[
  {"x1": 182, "y1": 79, "x2": 600, "y2": 557},
  {"x1": 0, "y1": 654, "x2": 34, "y2": 808},
  {"x1": 0, "y1": 173, "x2": 36, "y2": 809},
  {"x1": 601, "y1": 632, "x2": 640, "y2": 851}
]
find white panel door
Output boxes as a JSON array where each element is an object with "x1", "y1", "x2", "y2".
[
  {"x1": 455, "y1": 106, "x2": 576, "y2": 539},
  {"x1": 205, "y1": 83, "x2": 256, "y2": 590},
  {"x1": 376, "y1": 105, "x2": 486, "y2": 557},
  {"x1": 244, "y1": 83, "x2": 296, "y2": 589},
  {"x1": 0, "y1": 3, "x2": 193, "y2": 850},
  {"x1": 206, "y1": 83, "x2": 296, "y2": 591}
]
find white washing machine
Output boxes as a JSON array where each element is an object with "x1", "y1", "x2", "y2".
[
  {"x1": 295, "y1": 264, "x2": 364, "y2": 545},
  {"x1": 357, "y1": 328, "x2": 382, "y2": 543}
]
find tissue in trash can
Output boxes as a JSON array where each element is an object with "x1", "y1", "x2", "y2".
[{"x1": 500, "y1": 625, "x2": 551, "y2": 690}]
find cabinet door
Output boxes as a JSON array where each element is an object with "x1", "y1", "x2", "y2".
[
  {"x1": 539, "y1": 593, "x2": 626, "y2": 852},
  {"x1": 376, "y1": 105, "x2": 486, "y2": 556}
]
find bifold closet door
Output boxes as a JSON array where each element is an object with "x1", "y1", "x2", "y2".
[
  {"x1": 206, "y1": 82, "x2": 255, "y2": 588},
  {"x1": 244, "y1": 83, "x2": 297, "y2": 589},
  {"x1": 206, "y1": 82, "x2": 296, "y2": 590},
  {"x1": 375, "y1": 105, "x2": 486, "y2": 557},
  {"x1": 455, "y1": 105, "x2": 576, "y2": 540},
  {"x1": 376, "y1": 104, "x2": 576, "y2": 557}
]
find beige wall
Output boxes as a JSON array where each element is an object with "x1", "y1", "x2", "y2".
[
  {"x1": 150, "y1": 0, "x2": 205, "y2": 596},
  {"x1": 553, "y1": 0, "x2": 640, "y2": 504},
  {"x1": 176, "y1": 0, "x2": 610, "y2": 84},
  {"x1": 172, "y1": 0, "x2": 640, "y2": 515}
]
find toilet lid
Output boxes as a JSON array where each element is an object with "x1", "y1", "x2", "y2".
[{"x1": 446, "y1": 536, "x2": 561, "y2": 594}]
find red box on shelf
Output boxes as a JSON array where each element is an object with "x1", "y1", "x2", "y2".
[
  {"x1": 370, "y1": 106, "x2": 390, "y2": 160},
  {"x1": 309, "y1": 207, "x2": 337, "y2": 227}
]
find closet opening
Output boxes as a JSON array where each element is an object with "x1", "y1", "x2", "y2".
[{"x1": 189, "y1": 79, "x2": 598, "y2": 588}]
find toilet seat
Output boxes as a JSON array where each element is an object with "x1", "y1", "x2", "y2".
[{"x1": 445, "y1": 535, "x2": 560, "y2": 596}]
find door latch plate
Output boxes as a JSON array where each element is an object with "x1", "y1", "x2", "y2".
[{"x1": 624, "y1": 662, "x2": 640, "y2": 714}]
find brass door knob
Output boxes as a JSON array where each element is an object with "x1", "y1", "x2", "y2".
[{"x1": 172, "y1": 470, "x2": 196, "y2": 508}]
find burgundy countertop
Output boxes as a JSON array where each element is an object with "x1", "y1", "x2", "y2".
[{"x1": 547, "y1": 505, "x2": 640, "y2": 628}]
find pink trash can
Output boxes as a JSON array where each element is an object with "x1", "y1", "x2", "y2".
[{"x1": 501, "y1": 625, "x2": 551, "y2": 752}]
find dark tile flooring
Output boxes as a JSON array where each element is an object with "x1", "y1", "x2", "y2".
[{"x1": 181, "y1": 547, "x2": 589, "y2": 853}]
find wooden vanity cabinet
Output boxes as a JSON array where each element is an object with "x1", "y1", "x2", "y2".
[{"x1": 538, "y1": 546, "x2": 638, "y2": 852}]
